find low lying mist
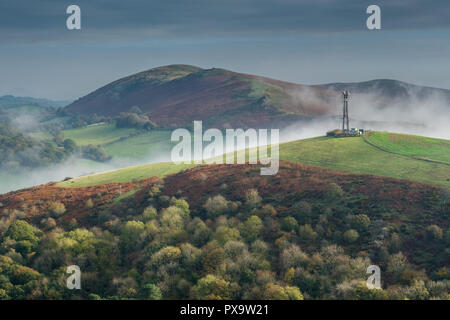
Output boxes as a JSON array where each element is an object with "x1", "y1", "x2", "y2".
[
  {"x1": 0, "y1": 149, "x2": 174, "y2": 195},
  {"x1": 284, "y1": 83, "x2": 450, "y2": 140},
  {"x1": 1, "y1": 81, "x2": 449, "y2": 195}
]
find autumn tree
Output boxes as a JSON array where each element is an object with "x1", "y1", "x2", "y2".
[
  {"x1": 239, "y1": 215, "x2": 263, "y2": 243},
  {"x1": 343, "y1": 229, "x2": 359, "y2": 243},
  {"x1": 323, "y1": 183, "x2": 344, "y2": 201},
  {"x1": 190, "y1": 274, "x2": 231, "y2": 300}
]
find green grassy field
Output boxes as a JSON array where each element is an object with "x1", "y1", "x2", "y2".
[
  {"x1": 58, "y1": 132, "x2": 450, "y2": 188},
  {"x1": 58, "y1": 162, "x2": 196, "y2": 187},
  {"x1": 62, "y1": 123, "x2": 138, "y2": 146},
  {"x1": 62, "y1": 123, "x2": 174, "y2": 160},
  {"x1": 279, "y1": 135, "x2": 450, "y2": 187},
  {"x1": 366, "y1": 131, "x2": 450, "y2": 163},
  {"x1": 104, "y1": 130, "x2": 173, "y2": 159}
]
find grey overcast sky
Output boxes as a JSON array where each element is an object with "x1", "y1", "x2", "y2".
[{"x1": 0, "y1": 0, "x2": 449, "y2": 100}]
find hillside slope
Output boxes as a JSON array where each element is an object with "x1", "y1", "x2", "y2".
[
  {"x1": 279, "y1": 135, "x2": 450, "y2": 187},
  {"x1": 56, "y1": 132, "x2": 450, "y2": 188},
  {"x1": 365, "y1": 131, "x2": 450, "y2": 163},
  {"x1": 65, "y1": 65, "x2": 450, "y2": 134},
  {"x1": 65, "y1": 64, "x2": 337, "y2": 128},
  {"x1": 0, "y1": 161, "x2": 448, "y2": 300}
]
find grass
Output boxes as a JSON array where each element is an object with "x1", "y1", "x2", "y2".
[
  {"x1": 58, "y1": 132, "x2": 450, "y2": 188},
  {"x1": 247, "y1": 78, "x2": 288, "y2": 107},
  {"x1": 104, "y1": 130, "x2": 173, "y2": 159},
  {"x1": 62, "y1": 123, "x2": 174, "y2": 159},
  {"x1": 366, "y1": 131, "x2": 450, "y2": 163},
  {"x1": 62, "y1": 123, "x2": 138, "y2": 146},
  {"x1": 113, "y1": 188, "x2": 140, "y2": 204},
  {"x1": 58, "y1": 162, "x2": 196, "y2": 187},
  {"x1": 279, "y1": 135, "x2": 450, "y2": 187}
]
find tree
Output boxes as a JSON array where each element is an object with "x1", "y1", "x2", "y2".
[
  {"x1": 142, "y1": 206, "x2": 157, "y2": 222},
  {"x1": 115, "y1": 112, "x2": 156, "y2": 130},
  {"x1": 258, "y1": 204, "x2": 277, "y2": 218},
  {"x1": 284, "y1": 267, "x2": 295, "y2": 284},
  {"x1": 407, "y1": 280, "x2": 430, "y2": 300},
  {"x1": 281, "y1": 217, "x2": 299, "y2": 232},
  {"x1": 339, "y1": 281, "x2": 387, "y2": 300},
  {"x1": 5, "y1": 220, "x2": 38, "y2": 245},
  {"x1": 388, "y1": 233, "x2": 402, "y2": 253},
  {"x1": 223, "y1": 241, "x2": 247, "y2": 259},
  {"x1": 260, "y1": 283, "x2": 288, "y2": 299},
  {"x1": 293, "y1": 201, "x2": 311, "y2": 218},
  {"x1": 285, "y1": 286, "x2": 304, "y2": 300},
  {"x1": 245, "y1": 189, "x2": 262, "y2": 209},
  {"x1": 204, "y1": 195, "x2": 230, "y2": 218},
  {"x1": 191, "y1": 275, "x2": 231, "y2": 300},
  {"x1": 120, "y1": 221, "x2": 145, "y2": 252},
  {"x1": 49, "y1": 202, "x2": 66, "y2": 217},
  {"x1": 173, "y1": 199, "x2": 190, "y2": 217},
  {"x1": 387, "y1": 252, "x2": 408, "y2": 282},
  {"x1": 202, "y1": 248, "x2": 225, "y2": 274},
  {"x1": 213, "y1": 226, "x2": 240, "y2": 246},
  {"x1": 280, "y1": 245, "x2": 309, "y2": 270},
  {"x1": 343, "y1": 229, "x2": 359, "y2": 243},
  {"x1": 63, "y1": 139, "x2": 77, "y2": 153},
  {"x1": 323, "y1": 183, "x2": 344, "y2": 201},
  {"x1": 54, "y1": 228, "x2": 96, "y2": 255},
  {"x1": 81, "y1": 144, "x2": 111, "y2": 162},
  {"x1": 259, "y1": 283, "x2": 303, "y2": 300},
  {"x1": 240, "y1": 216, "x2": 263, "y2": 243},
  {"x1": 148, "y1": 185, "x2": 161, "y2": 199},
  {"x1": 188, "y1": 218, "x2": 212, "y2": 247},
  {"x1": 150, "y1": 246, "x2": 182, "y2": 266},
  {"x1": 298, "y1": 224, "x2": 318, "y2": 241},
  {"x1": 426, "y1": 225, "x2": 443, "y2": 241},
  {"x1": 180, "y1": 243, "x2": 202, "y2": 268},
  {"x1": 160, "y1": 207, "x2": 184, "y2": 231},
  {"x1": 11, "y1": 265, "x2": 40, "y2": 285},
  {"x1": 350, "y1": 214, "x2": 371, "y2": 232},
  {"x1": 141, "y1": 283, "x2": 162, "y2": 300}
]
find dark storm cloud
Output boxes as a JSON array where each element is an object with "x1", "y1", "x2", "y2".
[{"x1": 0, "y1": 0, "x2": 449, "y2": 43}]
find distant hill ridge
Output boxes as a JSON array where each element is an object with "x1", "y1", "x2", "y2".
[
  {"x1": 315, "y1": 79, "x2": 450, "y2": 101},
  {"x1": 65, "y1": 64, "x2": 450, "y2": 129},
  {"x1": 0, "y1": 95, "x2": 71, "y2": 108}
]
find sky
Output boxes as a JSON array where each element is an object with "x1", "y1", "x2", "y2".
[{"x1": 0, "y1": 0, "x2": 449, "y2": 100}]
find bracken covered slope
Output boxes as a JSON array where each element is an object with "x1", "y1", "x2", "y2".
[{"x1": 65, "y1": 65, "x2": 338, "y2": 128}]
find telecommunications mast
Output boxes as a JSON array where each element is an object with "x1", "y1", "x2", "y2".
[{"x1": 342, "y1": 90, "x2": 349, "y2": 133}]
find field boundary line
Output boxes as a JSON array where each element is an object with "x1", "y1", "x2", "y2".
[{"x1": 362, "y1": 134, "x2": 450, "y2": 166}]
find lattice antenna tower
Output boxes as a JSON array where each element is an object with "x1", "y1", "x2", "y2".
[{"x1": 342, "y1": 90, "x2": 349, "y2": 132}]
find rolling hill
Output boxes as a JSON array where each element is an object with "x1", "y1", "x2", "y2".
[
  {"x1": 64, "y1": 65, "x2": 450, "y2": 135},
  {"x1": 0, "y1": 131, "x2": 449, "y2": 300},
  {"x1": 0, "y1": 95, "x2": 71, "y2": 108},
  {"x1": 0, "y1": 154, "x2": 448, "y2": 300},
  {"x1": 65, "y1": 64, "x2": 338, "y2": 129},
  {"x1": 315, "y1": 79, "x2": 450, "y2": 102},
  {"x1": 365, "y1": 131, "x2": 450, "y2": 163},
  {"x1": 57, "y1": 132, "x2": 450, "y2": 188},
  {"x1": 279, "y1": 134, "x2": 450, "y2": 187}
]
